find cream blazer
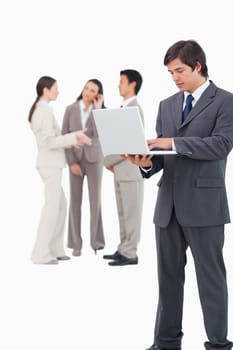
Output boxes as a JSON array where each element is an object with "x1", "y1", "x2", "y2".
[{"x1": 31, "y1": 101, "x2": 77, "y2": 168}]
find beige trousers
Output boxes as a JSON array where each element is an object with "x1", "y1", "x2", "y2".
[
  {"x1": 31, "y1": 167, "x2": 66, "y2": 263},
  {"x1": 115, "y1": 179, "x2": 144, "y2": 258}
]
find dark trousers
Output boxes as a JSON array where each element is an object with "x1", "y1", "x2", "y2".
[{"x1": 153, "y1": 211, "x2": 232, "y2": 349}]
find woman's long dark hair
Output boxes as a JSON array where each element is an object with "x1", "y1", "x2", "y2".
[
  {"x1": 28, "y1": 76, "x2": 56, "y2": 122},
  {"x1": 76, "y1": 79, "x2": 106, "y2": 108}
]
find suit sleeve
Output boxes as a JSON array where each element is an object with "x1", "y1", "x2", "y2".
[
  {"x1": 144, "y1": 103, "x2": 164, "y2": 177},
  {"x1": 61, "y1": 106, "x2": 78, "y2": 165},
  {"x1": 103, "y1": 155, "x2": 124, "y2": 167},
  {"x1": 174, "y1": 94, "x2": 233, "y2": 160},
  {"x1": 38, "y1": 107, "x2": 77, "y2": 149},
  {"x1": 139, "y1": 105, "x2": 164, "y2": 178},
  {"x1": 138, "y1": 105, "x2": 145, "y2": 127}
]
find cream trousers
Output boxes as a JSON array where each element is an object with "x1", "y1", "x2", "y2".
[{"x1": 31, "y1": 167, "x2": 66, "y2": 263}]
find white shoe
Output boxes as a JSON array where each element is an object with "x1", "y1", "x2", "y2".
[{"x1": 42, "y1": 259, "x2": 58, "y2": 265}]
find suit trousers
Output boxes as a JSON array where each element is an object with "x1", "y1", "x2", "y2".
[
  {"x1": 114, "y1": 178, "x2": 144, "y2": 258},
  {"x1": 31, "y1": 167, "x2": 66, "y2": 263},
  {"x1": 67, "y1": 156, "x2": 105, "y2": 251},
  {"x1": 154, "y1": 211, "x2": 232, "y2": 350}
]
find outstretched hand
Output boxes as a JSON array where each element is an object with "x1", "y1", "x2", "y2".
[{"x1": 76, "y1": 129, "x2": 92, "y2": 147}]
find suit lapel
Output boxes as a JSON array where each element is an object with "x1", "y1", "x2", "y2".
[
  {"x1": 172, "y1": 93, "x2": 184, "y2": 130},
  {"x1": 73, "y1": 102, "x2": 83, "y2": 129},
  {"x1": 179, "y1": 82, "x2": 217, "y2": 129},
  {"x1": 86, "y1": 111, "x2": 94, "y2": 129}
]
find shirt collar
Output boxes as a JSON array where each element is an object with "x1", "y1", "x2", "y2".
[
  {"x1": 184, "y1": 79, "x2": 210, "y2": 104},
  {"x1": 80, "y1": 99, "x2": 93, "y2": 112}
]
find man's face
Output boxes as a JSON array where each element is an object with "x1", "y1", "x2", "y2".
[
  {"x1": 118, "y1": 74, "x2": 132, "y2": 98},
  {"x1": 167, "y1": 58, "x2": 203, "y2": 93}
]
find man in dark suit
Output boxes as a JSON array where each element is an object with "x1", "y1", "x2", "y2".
[{"x1": 126, "y1": 40, "x2": 233, "y2": 350}]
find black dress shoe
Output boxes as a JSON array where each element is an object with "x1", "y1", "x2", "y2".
[
  {"x1": 57, "y1": 255, "x2": 71, "y2": 261},
  {"x1": 146, "y1": 346, "x2": 181, "y2": 350},
  {"x1": 108, "y1": 253, "x2": 138, "y2": 266},
  {"x1": 103, "y1": 251, "x2": 121, "y2": 260}
]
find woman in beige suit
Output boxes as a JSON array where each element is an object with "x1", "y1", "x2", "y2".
[
  {"x1": 28, "y1": 76, "x2": 91, "y2": 265},
  {"x1": 62, "y1": 79, "x2": 105, "y2": 256}
]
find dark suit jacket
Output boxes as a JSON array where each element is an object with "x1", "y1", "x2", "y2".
[
  {"x1": 62, "y1": 101, "x2": 103, "y2": 164},
  {"x1": 143, "y1": 82, "x2": 233, "y2": 227}
]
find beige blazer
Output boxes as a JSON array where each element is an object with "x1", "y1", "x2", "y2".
[
  {"x1": 62, "y1": 101, "x2": 103, "y2": 164},
  {"x1": 31, "y1": 101, "x2": 77, "y2": 168},
  {"x1": 103, "y1": 98, "x2": 144, "y2": 181}
]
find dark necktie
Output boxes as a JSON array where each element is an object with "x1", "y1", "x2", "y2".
[{"x1": 182, "y1": 94, "x2": 194, "y2": 121}]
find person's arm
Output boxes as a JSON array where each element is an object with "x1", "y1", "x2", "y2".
[
  {"x1": 148, "y1": 94, "x2": 233, "y2": 160},
  {"x1": 173, "y1": 98, "x2": 233, "y2": 159},
  {"x1": 103, "y1": 155, "x2": 124, "y2": 168},
  {"x1": 122, "y1": 153, "x2": 163, "y2": 179},
  {"x1": 147, "y1": 103, "x2": 174, "y2": 152},
  {"x1": 39, "y1": 107, "x2": 78, "y2": 149},
  {"x1": 35, "y1": 105, "x2": 90, "y2": 150},
  {"x1": 123, "y1": 154, "x2": 152, "y2": 177},
  {"x1": 61, "y1": 107, "x2": 80, "y2": 165},
  {"x1": 142, "y1": 156, "x2": 163, "y2": 178},
  {"x1": 142, "y1": 103, "x2": 164, "y2": 177}
]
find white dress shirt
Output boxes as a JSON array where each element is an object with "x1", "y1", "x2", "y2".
[{"x1": 80, "y1": 100, "x2": 93, "y2": 128}]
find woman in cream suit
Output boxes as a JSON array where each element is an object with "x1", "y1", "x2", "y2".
[
  {"x1": 62, "y1": 79, "x2": 105, "y2": 256},
  {"x1": 28, "y1": 76, "x2": 91, "y2": 265}
]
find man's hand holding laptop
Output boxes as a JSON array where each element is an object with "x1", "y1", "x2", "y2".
[
  {"x1": 122, "y1": 153, "x2": 153, "y2": 167},
  {"x1": 147, "y1": 137, "x2": 173, "y2": 150},
  {"x1": 123, "y1": 137, "x2": 173, "y2": 167}
]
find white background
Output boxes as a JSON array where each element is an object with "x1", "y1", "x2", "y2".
[{"x1": 1, "y1": 0, "x2": 233, "y2": 349}]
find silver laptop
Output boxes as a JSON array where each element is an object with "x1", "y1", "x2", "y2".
[{"x1": 92, "y1": 106, "x2": 177, "y2": 156}]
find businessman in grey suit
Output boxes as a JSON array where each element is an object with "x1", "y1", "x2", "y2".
[{"x1": 126, "y1": 40, "x2": 233, "y2": 349}]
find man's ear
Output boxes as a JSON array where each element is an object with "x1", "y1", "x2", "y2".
[
  {"x1": 196, "y1": 61, "x2": 202, "y2": 73},
  {"x1": 130, "y1": 81, "x2": 137, "y2": 92}
]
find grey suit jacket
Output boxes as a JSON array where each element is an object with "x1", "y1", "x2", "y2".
[
  {"x1": 62, "y1": 101, "x2": 103, "y2": 164},
  {"x1": 143, "y1": 82, "x2": 233, "y2": 227},
  {"x1": 103, "y1": 99, "x2": 144, "y2": 181}
]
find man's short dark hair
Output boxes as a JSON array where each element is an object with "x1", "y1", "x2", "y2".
[
  {"x1": 120, "y1": 69, "x2": 143, "y2": 95},
  {"x1": 164, "y1": 40, "x2": 208, "y2": 78}
]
